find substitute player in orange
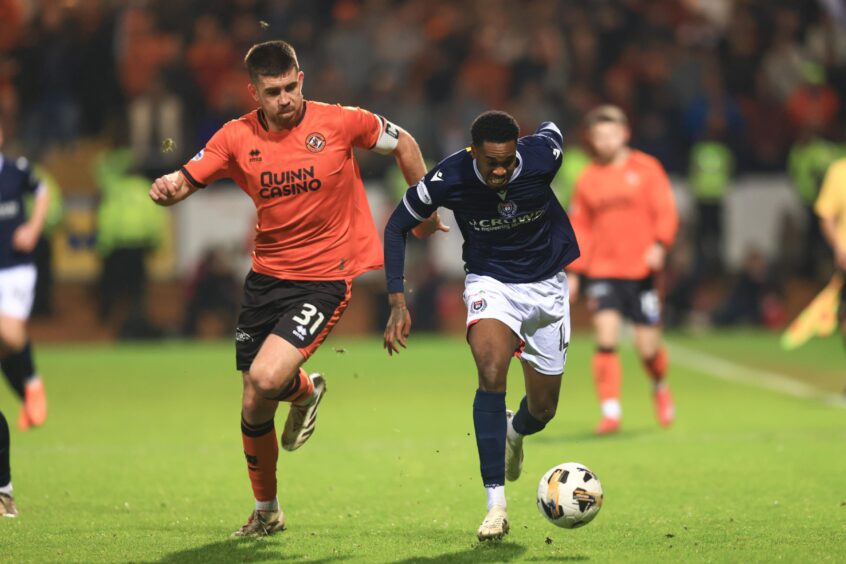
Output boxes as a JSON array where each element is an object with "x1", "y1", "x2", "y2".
[
  {"x1": 567, "y1": 105, "x2": 678, "y2": 435},
  {"x1": 150, "y1": 40, "x2": 436, "y2": 537}
]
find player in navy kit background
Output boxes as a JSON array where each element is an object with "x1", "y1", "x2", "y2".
[
  {"x1": 0, "y1": 124, "x2": 51, "y2": 516},
  {"x1": 383, "y1": 111, "x2": 579, "y2": 540}
]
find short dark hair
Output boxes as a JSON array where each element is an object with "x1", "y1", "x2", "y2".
[
  {"x1": 471, "y1": 111, "x2": 520, "y2": 146},
  {"x1": 584, "y1": 104, "x2": 629, "y2": 128},
  {"x1": 244, "y1": 40, "x2": 299, "y2": 82}
]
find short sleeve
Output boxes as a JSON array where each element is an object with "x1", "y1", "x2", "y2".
[
  {"x1": 181, "y1": 126, "x2": 233, "y2": 188},
  {"x1": 17, "y1": 158, "x2": 42, "y2": 194},
  {"x1": 339, "y1": 105, "x2": 382, "y2": 150}
]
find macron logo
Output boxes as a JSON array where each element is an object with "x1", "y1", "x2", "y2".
[
  {"x1": 431, "y1": 170, "x2": 444, "y2": 182},
  {"x1": 416, "y1": 180, "x2": 432, "y2": 205},
  {"x1": 553, "y1": 148, "x2": 561, "y2": 160}
]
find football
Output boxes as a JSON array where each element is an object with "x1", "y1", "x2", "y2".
[{"x1": 537, "y1": 462, "x2": 604, "y2": 529}]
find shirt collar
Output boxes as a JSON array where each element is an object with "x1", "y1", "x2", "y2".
[{"x1": 258, "y1": 101, "x2": 308, "y2": 132}]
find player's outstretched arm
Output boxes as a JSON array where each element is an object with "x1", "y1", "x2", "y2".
[
  {"x1": 389, "y1": 128, "x2": 426, "y2": 186},
  {"x1": 13, "y1": 182, "x2": 49, "y2": 253},
  {"x1": 383, "y1": 199, "x2": 424, "y2": 355},
  {"x1": 387, "y1": 127, "x2": 449, "y2": 239},
  {"x1": 149, "y1": 171, "x2": 198, "y2": 207},
  {"x1": 384, "y1": 292, "x2": 411, "y2": 356}
]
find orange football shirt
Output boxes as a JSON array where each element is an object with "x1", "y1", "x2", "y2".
[
  {"x1": 181, "y1": 100, "x2": 385, "y2": 281},
  {"x1": 568, "y1": 150, "x2": 678, "y2": 279}
]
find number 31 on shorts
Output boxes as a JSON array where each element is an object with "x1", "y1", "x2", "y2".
[{"x1": 292, "y1": 303, "x2": 325, "y2": 335}]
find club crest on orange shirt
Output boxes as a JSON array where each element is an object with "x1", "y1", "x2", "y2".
[
  {"x1": 305, "y1": 132, "x2": 326, "y2": 153},
  {"x1": 498, "y1": 200, "x2": 518, "y2": 219},
  {"x1": 625, "y1": 171, "x2": 641, "y2": 186}
]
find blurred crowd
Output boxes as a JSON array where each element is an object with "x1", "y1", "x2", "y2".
[
  {"x1": 1, "y1": 0, "x2": 845, "y2": 335},
  {"x1": 1, "y1": 0, "x2": 844, "y2": 172}
]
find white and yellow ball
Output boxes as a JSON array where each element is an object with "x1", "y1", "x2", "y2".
[{"x1": 537, "y1": 462, "x2": 604, "y2": 529}]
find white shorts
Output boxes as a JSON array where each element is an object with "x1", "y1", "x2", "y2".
[
  {"x1": 0, "y1": 264, "x2": 37, "y2": 320},
  {"x1": 463, "y1": 272, "x2": 570, "y2": 375}
]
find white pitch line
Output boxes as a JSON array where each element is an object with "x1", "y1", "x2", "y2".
[{"x1": 667, "y1": 342, "x2": 846, "y2": 409}]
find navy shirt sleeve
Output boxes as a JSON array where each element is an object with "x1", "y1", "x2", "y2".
[
  {"x1": 529, "y1": 122, "x2": 564, "y2": 181},
  {"x1": 385, "y1": 160, "x2": 456, "y2": 293},
  {"x1": 17, "y1": 158, "x2": 42, "y2": 194},
  {"x1": 383, "y1": 203, "x2": 421, "y2": 293},
  {"x1": 535, "y1": 121, "x2": 563, "y2": 151},
  {"x1": 401, "y1": 166, "x2": 453, "y2": 221}
]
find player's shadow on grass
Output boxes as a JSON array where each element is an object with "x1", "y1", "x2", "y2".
[
  {"x1": 396, "y1": 542, "x2": 526, "y2": 563},
  {"x1": 522, "y1": 556, "x2": 590, "y2": 562},
  {"x1": 397, "y1": 542, "x2": 587, "y2": 563},
  {"x1": 151, "y1": 539, "x2": 351, "y2": 564},
  {"x1": 398, "y1": 541, "x2": 589, "y2": 564}
]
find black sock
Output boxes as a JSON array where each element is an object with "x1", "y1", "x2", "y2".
[
  {"x1": 20, "y1": 342, "x2": 35, "y2": 383},
  {"x1": 240, "y1": 416, "x2": 275, "y2": 437},
  {"x1": 0, "y1": 345, "x2": 30, "y2": 400},
  {"x1": 473, "y1": 390, "x2": 506, "y2": 487},
  {"x1": 512, "y1": 395, "x2": 547, "y2": 437},
  {"x1": 0, "y1": 410, "x2": 9, "y2": 487}
]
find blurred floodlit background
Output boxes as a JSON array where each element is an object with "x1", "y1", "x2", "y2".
[{"x1": 0, "y1": 0, "x2": 844, "y2": 341}]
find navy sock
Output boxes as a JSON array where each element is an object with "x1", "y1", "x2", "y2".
[
  {"x1": 473, "y1": 390, "x2": 506, "y2": 487},
  {"x1": 0, "y1": 410, "x2": 9, "y2": 487},
  {"x1": 0, "y1": 344, "x2": 32, "y2": 401},
  {"x1": 512, "y1": 395, "x2": 547, "y2": 437},
  {"x1": 20, "y1": 342, "x2": 35, "y2": 383}
]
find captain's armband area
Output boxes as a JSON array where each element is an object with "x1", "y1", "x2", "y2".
[{"x1": 372, "y1": 116, "x2": 401, "y2": 155}]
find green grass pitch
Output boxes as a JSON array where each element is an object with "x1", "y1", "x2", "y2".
[{"x1": 2, "y1": 331, "x2": 844, "y2": 562}]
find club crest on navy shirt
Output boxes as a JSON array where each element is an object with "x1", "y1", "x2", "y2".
[
  {"x1": 498, "y1": 200, "x2": 518, "y2": 219},
  {"x1": 0, "y1": 200, "x2": 19, "y2": 220}
]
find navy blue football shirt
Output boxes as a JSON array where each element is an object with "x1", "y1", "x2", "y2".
[
  {"x1": 0, "y1": 154, "x2": 43, "y2": 268},
  {"x1": 384, "y1": 122, "x2": 580, "y2": 293}
]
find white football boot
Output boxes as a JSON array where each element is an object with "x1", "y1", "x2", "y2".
[
  {"x1": 504, "y1": 410, "x2": 524, "y2": 482},
  {"x1": 281, "y1": 373, "x2": 327, "y2": 451},
  {"x1": 477, "y1": 505, "x2": 509, "y2": 541},
  {"x1": 231, "y1": 507, "x2": 286, "y2": 537}
]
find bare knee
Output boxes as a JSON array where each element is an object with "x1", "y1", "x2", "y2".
[
  {"x1": 527, "y1": 394, "x2": 558, "y2": 423},
  {"x1": 634, "y1": 327, "x2": 661, "y2": 360},
  {"x1": 248, "y1": 361, "x2": 294, "y2": 399},
  {"x1": 636, "y1": 342, "x2": 660, "y2": 362},
  {"x1": 0, "y1": 324, "x2": 26, "y2": 354},
  {"x1": 241, "y1": 373, "x2": 278, "y2": 423},
  {"x1": 534, "y1": 405, "x2": 557, "y2": 423}
]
